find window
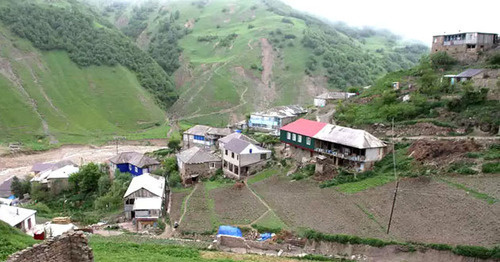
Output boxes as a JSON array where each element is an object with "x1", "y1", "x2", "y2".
[
  {"x1": 135, "y1": 167, "x2": 138, "y2": 172},
  {"x1": 231, "y1": 152, "x2": 235, "y2": 158},
  {"x1": 292, "y1": 133, "x2": 296, "y2": 141},
  {"x1": 306, "y1": 137, "x2": 311, "y2": 145},
  {"x1": 225, "y1": 149, "x2": 228, "y2": 155},
  {"x1": 287, "y1": 132, "x2": 291, "y2": 140},
  {"x1": 260, "y1": 153, "x2": 267, "y2": 160},
  {"x1": 297, "y1": 135, "x2": 302, "y2": 143},
  {"x1": 210, "y1": 163, "x2": 215, "y2": 169},
  {"x1": 129, "y1": 164, "x2": 132, "y2": 170},
  {"x1": 194, "y1": 135, "x2": 205, "y2": 141}
]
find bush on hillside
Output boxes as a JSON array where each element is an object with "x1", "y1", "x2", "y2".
[
  {"x1": 430, "y1": 51, "x2": 457, "y2": 69},
  {"x1": 10, "y1": 177, "x2": 31, "y2": 199}
]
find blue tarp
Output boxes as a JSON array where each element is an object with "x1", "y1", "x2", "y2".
[
  {"x1": 7, "y1": 195, "x2": 15, "y2": 200},
  {"x1": 217, "y1": 225, "x2": 242, "y2": 237},
  {"x1": 258, "y1": 233, "x2": 272, "y2": 241}
]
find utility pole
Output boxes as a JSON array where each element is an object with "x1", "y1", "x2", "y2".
[{"x1": 387, "y1": 118, "x2": 399, "y2": 234}]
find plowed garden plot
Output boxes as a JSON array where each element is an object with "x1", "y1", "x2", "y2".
[
  {"x1": 445, "y1": 174, "x2": 500, "y2": 199},
  {"x1": 350, "y1": 176, "x2": 500, "y2": 246},
  {"x1": 169, "y1": 190, "x2": 190, "y2": 223},
  {"x1": 251, "y1": 175, "x2": 386, "y2": 239},
  {"x1": 178, "y1": 185, "x2": 213, "y2": 234},
  {"x1": 210, "y1": 185, "x2": 267, "y2": 225}
]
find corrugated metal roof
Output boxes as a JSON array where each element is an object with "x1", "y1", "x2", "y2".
[
  {"x1": 133, "y1": 197, "x2": 162, "y2": 210},
  {"x1": 46, "y1": 165, "x2": 79, "y2": 180},
  {"x1": 0, "y1": 205, "x2": 36, "y2": 227},
  {"x1": 218, "y1": 133, "x2": 258, "y2": 145},
  {"x1": 280, "y1": 118, "x2": 327, "y2": 137},
  {"x1": 456, "y1": 69, "x2": 483, "y2": 78},
  {"x1": 124, "y1": 173, "x2": 165, "y2": 198},
  {"x1": 313, "y1": 124, "x2": 386, "y2": 149},
  {"x1": 251, "y1": 105, "x2": 307, "y2": 118},
  {"x1": 109, "y1": 152, "x2": 160, "y2": 168},
  {"x1": 177, "y1": 146, "x2": 220, "y2": 164},
  {"x1": 222, "y1": 138, "x2": 270, "y2": 154}
]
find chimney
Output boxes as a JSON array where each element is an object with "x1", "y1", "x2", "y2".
[{"x1": 16, "y1": 208, "x2": 19, "y2": 215}]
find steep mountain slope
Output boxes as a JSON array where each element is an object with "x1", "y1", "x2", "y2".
[
  {"x1": 0, "y1": 1, "x2": 169, "y2": 147},
  {"x1": 96, "y1": 0, "x2": 428, "y2": 126}
]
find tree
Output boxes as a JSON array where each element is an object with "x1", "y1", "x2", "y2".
[
  {"x1": 163, "y1": 157, "x2": 178, "y2": 173},
  {"x1": 69, "y1": 163, "x2": 106, "y2": 195},
  {"x1": 430, "y1": 51, "x2": 456, "y2": 70},
  {"x1": 10, "y1": 177, "x2": 31, "y2": 199},
  {"x1": 167, "y1": 139, "x2": 181, "y2": 152}
]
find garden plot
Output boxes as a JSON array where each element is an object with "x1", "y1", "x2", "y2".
[
  {"x1": 177, "y1": 185, "x2": 213, "y2": 233},
  {"x1": 169, "y1": 190, "x2": 190, "y2": 223},
  {"x1": 251, "y1": 175, "x2": 387, "y2": 239},
  {"x1": 444, "y1": 174, "x2": 500, "y2": 199},
  {"x1": 210, "y1": 185, "x2": 267, "y2": 225},
  {"x1": 350, "y1": 176, "x2": 500, "y2": 246}
]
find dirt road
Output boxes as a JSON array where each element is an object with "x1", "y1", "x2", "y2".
[{"x1": 0, "y1": 144, "x2": 166, "y2": 184}]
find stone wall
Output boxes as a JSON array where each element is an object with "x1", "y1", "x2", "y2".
[{"x1": 7, "y1": 231, "x2": 94, "y2": 262}]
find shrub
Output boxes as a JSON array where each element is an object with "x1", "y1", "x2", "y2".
[
  {"x1": 251, "y1": 224, "x2": 282, "y2": 234},
  {"x1": 426, "y1": 243, "x2": 453, "y2": 251},
  {"x1": 453, "y1": 245, "x2": 495, "y2": 259},
  {"x1": 466, "y1": 152, "x2": 482, "y2": 158},
  {"x1": 167, "y1": 139, "x2": 181, "y2": 152},
  {"x1": 430, "y1": 51, "x2": 456, "y2": 69},
  {"x1": 169, "y1": 171, "x2": 182, "y2": 188},
  {"x1": 482, "y1": 162, "x2": 500, "y2": 173},
  {"x1": 247, "y1": 24, "x2": 254, "y2": 29},
  {"x1": 281, "y1": 18, "x2": 294, "y2": 25}
]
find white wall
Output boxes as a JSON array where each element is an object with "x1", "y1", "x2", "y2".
[
  {"x1": 314, "y1": 98, "x2": 326, "y2": 107},
  {"x1": 365, "y1": 148, "x2": 384, "y2": 162}
]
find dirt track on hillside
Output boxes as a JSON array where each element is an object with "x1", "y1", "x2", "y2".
[{"x1": 0, "y1": 143, "x2": 166, "y2": 184}]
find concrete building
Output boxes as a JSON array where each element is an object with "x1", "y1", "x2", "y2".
[
  {"x1": 123, "y1": 173, "x2": 165, "y2": 225},
  {"x1": 444, "y1": 68, "x2": 485, "y2": 85},
  {"x1": 217, "y1": 132, "x2": 258, "y2": 149},
  {"x1": 0, "y1": 205, "x2": 36, "y2": 234},
  {"x1": 280, "y1": 119, "x2": 387, "y2": 172},
  {"x1": 248, "y1": 105, "x2": 307, "y2": 134},
  {"x1": 109, "y1": 152, "x2": 160, "y2": 177},
  {"x1": 221, "y1": 137, "x2": 271, "y2": 179},
  {"x1": 431, "y1": 32, "x2": 498, "y2": 62},
  {"x1": 183, "y1": 125, "x2": 232, "y2": 149},
  {"x1": 176, "y1": 146, "x2": 221, "y2": 185},
  {"x1": 313, "y1": 92, "x2": 356, "y2": 107}
]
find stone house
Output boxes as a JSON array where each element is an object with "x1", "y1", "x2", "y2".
[
  {"x1": 176, "y1": 146, "x2": 221, "y2": 185},
  {"x1": 221, "y1": 137, "x2": 271, "y2": 179},
  {"x1": 30, "y1": 162, "x2": 79, "y2": 194},
  {"x1": 123, "y1": 173, "x2": 165, "y2": 226},
  {"x1": 0, "y1": 204, "x2": 36, "y2": 234},
  {"x1": 183, "y1": 125, "x2": 232, "y2": 149},
  {"x1": 280, "y1": 119, "x2": 387, "y2": 172},
  {"x1": 431, "y1": 32, "x2": 498, "y2": 62}
]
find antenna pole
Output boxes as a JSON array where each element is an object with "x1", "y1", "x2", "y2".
[{"x1": 387, "y1": 118, "x2": 399, "y2": 234}]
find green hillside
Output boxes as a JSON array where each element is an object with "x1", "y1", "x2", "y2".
[
  {"x1": 95, "y1": 0, "x2": 428, "y2": 126},
  {"x1": 0, "y1": 1, "x2": 172, "y2": 148},
  {"x1": 0, "y1": 221, "x2": 38, "y2": 260},
  {"x1": 0, "y1": 24, "x2": 167, "y2": 148}
]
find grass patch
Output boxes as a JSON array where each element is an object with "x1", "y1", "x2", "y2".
[
  {"x1": 251, "y1": 211, "x2": 288, "y2": 233},
  {"x1": 447, "y1": 162, "x2": 477, "y2": 175},
  {"x1": 482, "y1": 162, "x2": 500, "y2": 173},
  {"x1": 0, "y1": 221, "x2": 39, "y2": 260},
  {"x1": 440, "y1": 178, "x2": 497, "y2": 204},
  {"x1": 247, "y1": 167, "x2": 279, "y2": 184},
  {"x1": 355, "y1": 204, "x2": 385, "y2": 232}
]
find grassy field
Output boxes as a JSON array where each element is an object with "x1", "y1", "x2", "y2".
[
  {"x1": 0, "y1": 221, "x2": 39, "y2": 260},
  {"x1": 0, "y1": 25, "x2": 167, "y2": 148}
]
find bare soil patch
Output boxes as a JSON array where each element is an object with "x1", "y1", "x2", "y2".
[
  {"x1": 351, "y1": 177, "x2": 500, "y2": 246},
  {"x1": 408, "y1": 139, "x2": 481, "y2": 163},
  {"x1": 170, "y1": 191, "x2": 189, "y2": 223},
  {"x1": 251, "y1": 175, "x2": 386, "y2": 239},
  {"x1": 445, "y1": 174, "x2": 500, "y2": 199},
  {"x1": 210, "y1": 185, "x2": 267, "y2": 225}
]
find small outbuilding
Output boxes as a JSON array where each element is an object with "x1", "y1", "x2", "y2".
[
  {"x1": 177, "y1": 146, "x2": 221, "y2": 185},
  {"x1": 0, "y1": 205, "x2": 37, "y2": 234},
  {"x1": 314, "y1": 92, "x2": 356, "y2": 107},
  {"x1": 109, "y1": 152, "x2": 160, "y2": 177}
]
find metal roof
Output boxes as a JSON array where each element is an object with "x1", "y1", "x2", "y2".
[
  {"x1": 109, "y1": 152, "x2": 160, "y2": 168},
  {"x1": 251, "y1": 105, "x2": 307, "y2": 118},
  {"x1": 456, "y1": 69, "x2": 483, "y2": 78},
  {"x1": 0, "y1": 205, "x2": 36, "y2": 227},
  {"x1": 222, "y1": 138, "x2": 270, "y2": 154},
  {"x1": 280, "y1": 118, "x2": 327, "y2": 137},
  {"x1": 46, "y1": 165, "x2": 79, "y2": 180},
  {"x1": 218, "y1": 133, "x2": 258, "y2": 145},
  {"x1": 124, "y1": 173, "x2": 165, "y2": 198},
  {"x1": 133, "y1": 197, "x2": 162, "y2": 211},
  {"x1": 184, "y1": 125, "x2": 231, "y2": 137},
  {"x1": 315, "y1": 92, "x2": 356, "y2": 100},
  {"x1": 177, "y1": 146, "x2": 220, "y2": 164},
  {"x1": 313, "y1": 124, "x2": 386, "y2": 149}
]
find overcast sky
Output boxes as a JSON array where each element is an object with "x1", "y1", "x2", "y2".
[{"x1": 282, "y1": 0, "x2": 499, "y2": 45}]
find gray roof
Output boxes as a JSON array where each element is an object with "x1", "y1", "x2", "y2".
[
  {"x1": 219, "y1": 133, "x2": 258, "y2": 145},
  {"x1": 0, "y1": 177, "x2": 13, "y2": 197},
  {"x1": 31, "y1": 160, "x2": 76, "y2": 172},
  {"x1": 223, "y1": 137, "x2": 268, "y2": 154},
  {"x1": 109, "y1": 152, "x2": 160, "y2": 168},
  {"x1": 184, "y1": 125, "x2": 231, "y2": 137},
  {"x1": 177, "y1": 147, "x2": 220, "y2": 164},
  {"x1": 316, "y1": 92, "x2": 355, "y2": 100},
  {"x1": 456, "y1": 69, "x2": 483, "y2": 78},
  {"x1": 313, "y1": 124, "x2": 386, "y2": 149},
  {"x1": 251, "y1": 105, "x2": 307, "y2": 118}
]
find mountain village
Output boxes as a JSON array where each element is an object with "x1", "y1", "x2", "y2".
[{"x1": 0, "y1": 0, "x2": 498, "y2": 260}]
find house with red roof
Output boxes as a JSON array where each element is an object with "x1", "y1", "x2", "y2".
[{"x1": 280, "y1": 119, "x2": 387, "y2": 172}]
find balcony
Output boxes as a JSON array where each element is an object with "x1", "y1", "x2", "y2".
[
  {"x1": 314, "y1": 148, "x2": 366, "y2": 162},
  {"x1": 443, "y1": 40, "x2": 465, "y2": 46}
]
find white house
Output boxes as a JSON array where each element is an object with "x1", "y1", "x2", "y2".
[
  {"x1": 183, "y1": 125, "x2": 232, "y2": 148},
  {"x1": 123, "y1": 173, "x2": 165, "y2": 226},
  {"x1": 248, "y1": 105, "x2": 307, "y2": 134},
  {"x1": 221, "y1": 137, "x2": 272, "y2": 179},
  {"x1": 313, "y1": 92, "x2": 356, "y2": 107},
  {"x1": 0, "y1": 204, "x2": 36, "y2": 234},
  {"x1": 31, "y1": 164, "x2": 79, "y2": 194}
]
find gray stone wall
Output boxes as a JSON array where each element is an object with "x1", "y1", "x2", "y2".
[{"x1": 7, "y1": 231, "x2": 94, "y2": 262}]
